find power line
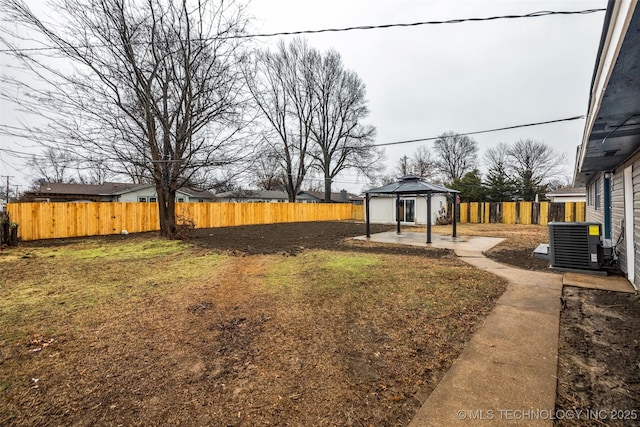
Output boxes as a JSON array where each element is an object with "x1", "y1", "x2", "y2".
[
  {"x1": 243, "y1": 9, "x2": 605, "y2": 39},
  {"x1": 0, "y1": 9, "x2": 605, "y2": 54},
  {"x1": 370, "y1": 115, "x2": 585, "y2": 147},
  {"x1": 0, "y1": 114, "x2": 586, "y2": 156}
]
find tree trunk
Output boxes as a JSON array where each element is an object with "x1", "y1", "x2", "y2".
[
  {"x1": 0, "y1": 211, "x2": 18, "y2": 246},
  {"x1": 323, "y1": 174, "x2": 332, "y2": 203},
  {"x1": 157, "y1": 185, "x2": 177, "y2": 239}
]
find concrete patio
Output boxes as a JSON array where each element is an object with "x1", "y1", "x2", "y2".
[{"x1": 353, "y1": 231, "x2": 504, "y2": 255}]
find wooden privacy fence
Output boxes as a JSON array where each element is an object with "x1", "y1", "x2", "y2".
[
  {"x1": 458, "y1": 201, "x2": 586, "y2": 225},
  {"x1": 7, "y1": 202, "x2": 365, "y2": 241}
]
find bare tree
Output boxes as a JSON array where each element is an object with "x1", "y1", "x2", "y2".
[
  {"x1": 395, "y1": 155, "x2": 410, "y2": 177},
  {"x1": 433, "y1": 131, "x2": 478, "y2": 182},
  {"x1": 1, "y1": 0, "x2": 250, "y2": 238},
  {"x1": 546, "y1": 176, "x2": 572, "y2": 192},
  {"x1": 409, "y1": 145, "x2": 438, "y2": 180},
  {"x1": 309, "y1": 49, "x2": 380, "y2": 202},
  {"x1": 507, "y1": 139, "x2": 567, "y2": 200},
  {"x1": 246, "y1": 39, "x2": 316, "y2": 201},
  {"x1": 247, "y1": 39, "x2": 380, "y2": 202},
  {"x1": 30, "y1": 148, "x2": 115, "y2": 185},
  {"x1": 75, "y1": 156, "x2": 115, "y2": 185},
  {"x1": 28, "y1": 147, "x2": 76, "y2": 183},
  {"x1": 251, "y1": 148, "x2": 285, "y2": 191},
  {"x1": 366, "y1": 173, "x2": 396, "y2": 190}
]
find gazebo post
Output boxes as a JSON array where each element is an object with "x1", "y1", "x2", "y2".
[
  {"x1": 396, "y1": 193, "x2": 401, "y2": 235},
  {"x1": 426, "y1": 192, "x2": 432, "y2": 244},
  {"x1": 452, "y1": 194, "x2": 457, "y2": 238},
  {"x1": 365, "y1": 193, "x2": 371, "y2": 238}
]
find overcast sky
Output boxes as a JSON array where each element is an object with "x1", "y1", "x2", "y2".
[{"x1": 0, "y1": 0, "x2": 607, "y2": 193}]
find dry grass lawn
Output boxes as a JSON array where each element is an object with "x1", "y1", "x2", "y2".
[
  {"x1": 0, "y1": 229, "x2": 507, "y2": 426},
  {"x1": 431, "y1": 223, "x2": 549, "y2": 250}
]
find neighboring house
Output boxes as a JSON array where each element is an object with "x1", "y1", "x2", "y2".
[
  {"x1": 215, "y1": 189, "x2": 289, "y2": 203},
  {"x1": 116, "y1": 185, "x2": 216, "y2": 203},
  {"x1": 545, "y1": 187, "x2": 587, "y2": 203},
  {"x1": 574, "y1": 1, "x2": 640, "y2": 290},
  {"x1": 367, "y1": 194, "x2": 448, "y2": 225},
  {"x1": 297, "y1": 190, "x2": 364, "y2": 205},
  {"x1": 22, "y1": 182, "x2": 216, "y2": 203}
]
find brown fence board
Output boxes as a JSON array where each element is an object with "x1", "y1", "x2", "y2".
[{"x1": 454, "y1": 201, "x2": 585, "y2": 225}]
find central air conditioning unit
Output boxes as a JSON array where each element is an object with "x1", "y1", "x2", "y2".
[{"x1": 549, "y1": 222, "x2": 603, "y2": 271}]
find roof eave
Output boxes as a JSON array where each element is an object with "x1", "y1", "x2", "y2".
[{"x1": 576, "y1": 0, "x2": 639, "y2": 184}]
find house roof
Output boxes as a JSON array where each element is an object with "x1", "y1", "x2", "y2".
[
  {"x1": 575, "y1": 2, "x2": 640, "y2": 185},
  {"x1": 366, "y1": 175, "x2": 458, "y2": 195},
  {"x1": 216, "y1": 189, "x2": 289, "y2": 200},
  {"x1": 32, "y1": 182, "x2": 145, "y2": 196},
  {"x1": 171, "y1": 187, "x2": 216, "y2": 199},
  {"x1": 26, "y1": 182, "x2": 216, "y2": 199},
  {"x1": 546, "y1": 186, "x2": 586, "y2": 197},
  {"x1": 297, "y1": 190, "x2": 362, "y2": 202}
]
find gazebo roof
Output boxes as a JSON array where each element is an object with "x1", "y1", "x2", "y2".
[{"x1": 366, "y1": 175, "x2": 458, "y2": 195}]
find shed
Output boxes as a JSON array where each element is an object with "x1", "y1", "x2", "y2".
[{"x1": 365, "y1": 175, "x2": 459, "y2": 243}]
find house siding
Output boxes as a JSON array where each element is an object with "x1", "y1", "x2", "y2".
[
  {"x1": 549, "y1": 195, "x2": 586, "y2": 203},
  {"x1": 583, "y1": 153, "x2": 640, "y2": 289},
  {"x1": 633, "y1": 158, "x2": 640, "y2": 288},
  {"x1": 611, "y1": 169, "x2": 625, "y2": 271},
  {"x1": 118, "y1": 188, "x2": 192, "y2": 203},
  {"x1": 610, "y1": 151, "x2": 640, "y2": 288},
  {"x1": 585, "y1": 175, "x2": 605, "y2": 224}
]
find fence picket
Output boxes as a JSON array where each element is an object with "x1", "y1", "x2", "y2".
[
  {"x1": 7, "y1": 202, "x2": 364, "y2": 241},
  {"x1": 456, "y1": 201, "x2": 584, "y2": 225}
]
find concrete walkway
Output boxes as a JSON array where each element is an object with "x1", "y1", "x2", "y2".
[{"x1": 354, "y1": 231, "x2": 635, "y2": 426}]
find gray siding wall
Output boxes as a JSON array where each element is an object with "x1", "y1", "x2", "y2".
[
  {"x1": 585, "y1": 174, "x2": 605, "y2": 224},
  {"x1": 611, "y1": 169, "x2": 625, "y2": 272},
  {"x1": 634, "y1": 157, "x2": 640, "y2": 289},
  {"x1": 583, "y1": 152, "x2": 640, "y2": 289},
  {"x1": 610, "y1": 151, "x2": 640, "y2": 288}
]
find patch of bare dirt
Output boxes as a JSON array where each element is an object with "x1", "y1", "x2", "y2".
[
  {"x1": 555, "y1": 287, "x2": 640, "y2": 426},
  {"x1": 486, "y1": 247, "x2": 553, "y2": 272},
  {"x1": 188, "y1": 221, "x2": 452, "y2": 258}
]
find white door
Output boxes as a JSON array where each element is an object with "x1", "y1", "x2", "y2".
[{"x1": 623, "y1": 167, "x2": 635, "y2": 284}]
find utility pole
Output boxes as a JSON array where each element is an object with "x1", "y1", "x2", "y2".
[
  {"x1": 1, "y1": 175, "x2": 13, "y2": 205},
  {"x1": 401, "y1": 155, "x2": 409, "y2": 176}
]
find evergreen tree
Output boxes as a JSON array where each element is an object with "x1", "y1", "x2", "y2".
[
  {"x1": 450, "y1": 169, "x2": 486, "y2": 202},
  {"x1": 484, "y1": 161, "x2": 517, "y2": 201}
]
